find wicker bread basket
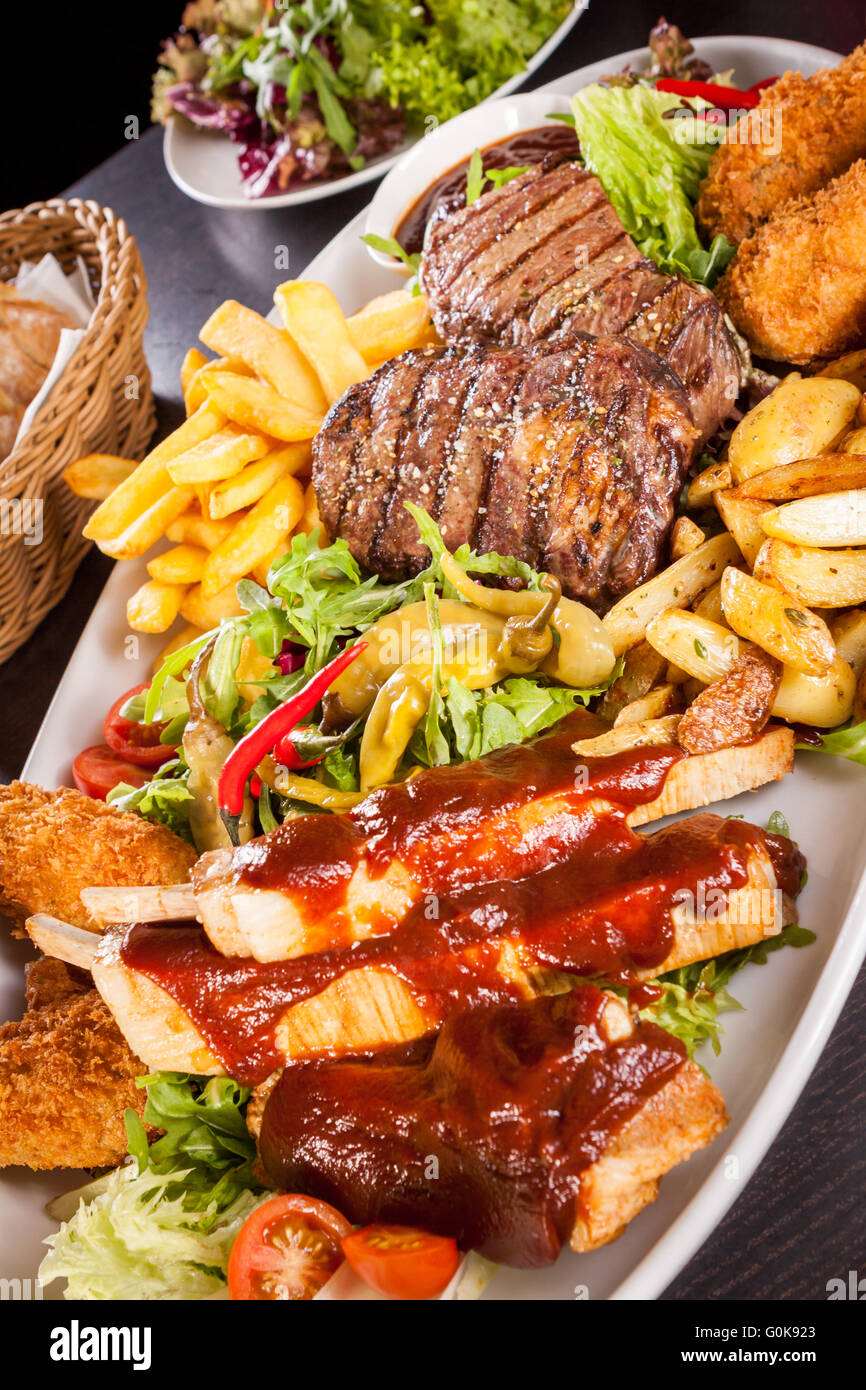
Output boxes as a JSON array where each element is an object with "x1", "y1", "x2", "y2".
[{"x1": 0, "y1": 198, "x2": 156, "y2": 664}]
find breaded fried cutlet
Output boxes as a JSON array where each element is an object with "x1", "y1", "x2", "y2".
[
  {"x1": 0, "y1": 957, "x2": 150, "y2": 1170},
  {"x1": 715, "y1": 160, "x2": 866, "y2": 365},
  {"x1": 696, "y1": 44, "x2": 866, "y2": 245},
  {"x1": 0, "y1": 780, "x2": 197, "y2": 933}
]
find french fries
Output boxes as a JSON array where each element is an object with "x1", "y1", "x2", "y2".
[
  {"x1": 720, "y1": 567, "x2": 836, "y2": 675},
  {"x1": 63, "y1": 454, "x2": 137, "y2": 501},
  {"x1": 167, "y1": 425, "x2": 272, "y2": 484},
  {"x1": 602, "y1": 533, "x2": 740, "y2": 655},
  {"x1": 127, "y1": 580, "x2": 187, "y2": 634},
  {"x1": 275, "y1": 281, "x2": 369, "y2": 405},
  {"x1": 199, "y1": 300, "x2": 327, "y2": 415},
  {"x1": 180, "y1": 348, "x2": 208, "y2": 399},
  {"x1": 731, "y1": 453, "x2": 866, "y2": 501},
  {"x1": 83, "y1": 400, "x2": 224, "y2": 546},
  {"x1": 346, "y1": 290, "x2": 434, "y2": 365},
  {"x1": 728, "y1": 375, "x2": 860, "y2": 484},
  {"x1": 147, "y1": 544, "x2": 209, "y2": 586},
  {"x1": 207, "y1": 443, "x2": 310, "y2": 520},
  {"x1": 201, "y1": 370, "x2": 323, "y2": 443},
  {"x1": 756, "y1": 539, "x2": 866, "y2": 608},
  {"x1": 200, "y1": 475, "x2": 304, "y2": 598},
  {"x1": 180, "y1": 581, "x2": 245, "y2": 630},
  {"x1": 645, "y1": 609, "x2": 742, "y2": 684},
  {"x1": 165, "y1": 510, "x2": 236, "y2": 550}
]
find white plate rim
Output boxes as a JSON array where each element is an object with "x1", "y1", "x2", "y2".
[
  {"x1": 162, "y1": 0, "x2": 591, "y2": 210},
  {"x1": 17, "y1": 32, "x2": 859, "y2": 1303}
]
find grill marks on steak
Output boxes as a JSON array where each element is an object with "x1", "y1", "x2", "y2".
[
  {"x1": 420, "y1": 161, "x2": 741, "y2": 443},
  {"x1": 313, "y1": 334, "x2": 698, "y2": 607}
]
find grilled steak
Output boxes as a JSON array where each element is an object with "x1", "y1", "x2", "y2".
[
  {"x1": 313, "y1": 332, "x2": 698, "y2": 607},
  {"x1": 419, "y1": 160, "x2": 741, "y2": 443}
]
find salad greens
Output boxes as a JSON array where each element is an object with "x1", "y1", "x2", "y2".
[
  {"x1": 797, "y1": 720, "x2": 866, "y2": 767},
  {"x1": 642, "y1": 923, "x2": 816, "y2": 1061},
  {"x1": 125, "y1": 505, "x2": 619, "y2": 828},
  {"x1": 40, "y1": 1073, "x2": 265, "y2": 1301},
  {"x1": 153, "y1": 0, "x2": 572, "y2": 197},
  {"x1": 570, "y1": 83, "x2": 735, "y2": 285}
]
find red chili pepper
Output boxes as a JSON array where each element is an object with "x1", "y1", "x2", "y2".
[
  {"x1": 749, "y1": 76, "x2": 779, "y2": 93},
  {"x1": 217, "y1": 641, "x2": 367, "y2": 841},
  {"x1": 657, "y1": 78, "x2": 761, "y2": 110}
]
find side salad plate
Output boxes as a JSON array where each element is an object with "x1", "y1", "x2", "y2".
[{"x1": 162, "y1": 0, "x2": 590, "y2": 210}]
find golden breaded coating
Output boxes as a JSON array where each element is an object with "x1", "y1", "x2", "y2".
[
  {"x1": 0, "y1": 957, "x2": 149, "y2": 1170},
  {"x1": 696, "y1": 44, "x2": 866, "y2": 244},
  {"x1": 0, "y1": 780, "x2": 197, "y2": 933},
  {"x1": 715, "y1": 160, "x2": 866, "y2": 364}
]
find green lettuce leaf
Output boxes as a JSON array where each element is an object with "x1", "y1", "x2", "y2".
[
  {"x1": 570, "y1": 83, "x2": 735, "y2": 285},
  {"x1": 797, "y1": 719, "x2": 866, "y2": 767},
  {"x1": 107, "y1": 760, "x2": 194, "y2": 840}
]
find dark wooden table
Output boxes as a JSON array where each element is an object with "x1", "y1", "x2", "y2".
[{"x1": 3, "y1": 0, "x2": 864, "y2": 1300}]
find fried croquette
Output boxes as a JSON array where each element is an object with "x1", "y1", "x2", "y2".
[
  {"x1": 0, "y1": 957, "x2": 150, "y2": 1169},
  {"x1": 716, "y1": 160, "x2": 866, "y2": 365},
  {"x1": 696, "y1": 44, "x2": 866, "y2": 245},
  {"x1": 0, "y1": 780, "x2": 197, "y2": 933}
]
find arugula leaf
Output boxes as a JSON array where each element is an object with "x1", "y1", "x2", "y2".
[
  {"x1": 465, "y1": 148, "x2": 485, "y2": 204},
  {"x1": 360, "y1": 233, "x2": 421, "y2": 274},
  {"x1": 484, "y1": 164, "x2": 530, "y2": 189}
]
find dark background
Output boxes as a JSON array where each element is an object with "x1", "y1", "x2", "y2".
[
  {"x1": 5, "y1": 2, "x2": 866, "y2": 207},
  {"x1": 1, "y1": 0, "x2": 865, "y2": 1302}
]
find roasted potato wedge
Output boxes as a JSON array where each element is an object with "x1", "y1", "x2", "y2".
[
  {"x1": 713, "y1": 489, "x2": 773, "y2": 567},
  {"x1": 720, "y1": 567, "x2": 835, "y2": 675},
  {"x1": 613, "y1": 684, "x2": 680, "y2": 726},
  {"x1": 685, "y1": 462, "x2": 732, "y2": 510},
  {"x1": 755, "y1": 538, "x2": 866, "y2": 608},
  {"x1": 670, "y1": 516, "x2": 706, "y2": 559},
  {"x1": 816, "y1": 349, "x2": 866, "y2": 392},
  {"x1": 761, "y1": 489, "x2": 866, "y2": 547},
  {"x1": 645, "y1": 608, "x2": 742, "y2": 684},
  {"x1": 731, "y1": 453, "x2": 866, "y2": 501},
  {"x1": 602, "y1": 533, "x2": 740, "y2": 655},
  {"x1": 772, "y1": 656, "x2": 855, "y2": 728},
  {"x1": 830, "y1": 609, "x2": 866, "y2": 679},
  {"x1": 595, "y1": 641, "x2": 667, "y2": 722},
  {"x1": 728, "y1": 376, "x2": 860, "y2": 485},
  {"x1": 572, "y1": 716, "x2": 682, "y2": 758}
]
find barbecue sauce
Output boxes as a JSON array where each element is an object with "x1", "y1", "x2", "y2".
[
  {"x1": 119, "y1": 710, "x2": 805, "y2": 1085},
  {"x1": 258, "y1": 985, "x2": 692, "y2": 1267},
  {"x1": 395, "y1": 125, "x2": 581, "y2": 256}
]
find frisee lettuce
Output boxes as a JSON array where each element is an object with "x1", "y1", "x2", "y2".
[
  {"x1": 40, "y1": 1072, "x2": 265, "y2": 1301},
  {"x1": 570, "y1": 83, "x2": 735, "y2": 285},
  {"x1": 642, "y1": 923, "x2": 816, "y2": 1059}
]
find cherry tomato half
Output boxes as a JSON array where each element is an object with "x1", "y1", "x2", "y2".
[
  {"x1": 341, "y1": 1224, "x2": 459, "y2": 1300},
  {"x1": 103, "y1": 683, "x2": 176, "y2": 769},
  {"x1": 228, "y1": 1194, "x2": 352, "y2": 1301},
  {"x1": 72, "y1": 745, "x2": 150, "y2": 800}
]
